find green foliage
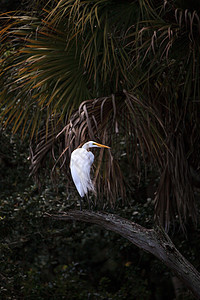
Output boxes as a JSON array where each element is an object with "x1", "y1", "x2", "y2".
[
  {"x1": 0, "y1": 193, "x2": 169, "y2": 299},
  {"x1": 0, "y1": 15, "x2": 91, "y2": 138}
]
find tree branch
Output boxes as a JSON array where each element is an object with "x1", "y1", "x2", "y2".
[{"x1": 44, "y1": 210, "x2": 200, "y2": 299}]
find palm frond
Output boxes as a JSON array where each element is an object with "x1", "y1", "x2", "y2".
[
  {"x1": 47, "y1": 0, "x2": 140, "y2": 93},
  {"x1": 127, "y1": 0, "x2": 200, "y2": 227},
  {"x1": 30, "y1": 89, "x2": 168, "y2": 206},
  {"x1": 0, "y1": 13, "x2": 90, "y2": 137}
]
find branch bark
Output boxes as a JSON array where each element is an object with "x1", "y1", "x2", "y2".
[{"x1": 44, "y1": 210, "x2": 200, "y2": 299}]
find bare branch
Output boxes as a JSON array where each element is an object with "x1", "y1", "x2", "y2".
[{"x1": 45, "y1": 210, "x2": 200, "y2": 299}]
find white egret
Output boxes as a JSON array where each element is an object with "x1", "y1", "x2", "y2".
[{"x1": 70, "y1": 141, "x2": 110, "y2": 209}]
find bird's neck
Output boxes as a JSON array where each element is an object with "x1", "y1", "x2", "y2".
[{"x1": 82, "y1": 144, "x2": 89, "y2": 150}]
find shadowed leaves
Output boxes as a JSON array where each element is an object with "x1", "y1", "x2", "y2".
[
  {"x1": 1, "y1": 0, "x2": 200, "y2": 229},
  {"x1": 31, "y1": 91, "x2": 165, "y2": 209},
  {"x1": 0, "y1": 13, "x2": 90, "y2": 138}
]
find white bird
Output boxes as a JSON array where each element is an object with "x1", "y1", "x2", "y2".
[{"x1": 70, "y1": 141, "x2": 110, "y2": 208}]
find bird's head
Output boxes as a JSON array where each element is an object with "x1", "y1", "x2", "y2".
[{"x1": 82, "y1": 141, "x2": 110, "y2": 150}]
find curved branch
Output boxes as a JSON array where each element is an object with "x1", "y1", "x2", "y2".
[{"x1": 44, "y1": 210, "x2": 200, "y2": 299}]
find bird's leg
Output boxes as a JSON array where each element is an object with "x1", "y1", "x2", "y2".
[
  {"x1": 94, "y1": 198, "x2": 97, "y2": 210},
  {"x1": 86, "y1": 194, "x2": 91, "y2": 210},
  {"x1": 79, "y1": 197, "x2": 83, "y2": 211},
  {"x1": 88, "y1": 197, "x2": 91, "y2": 210}
]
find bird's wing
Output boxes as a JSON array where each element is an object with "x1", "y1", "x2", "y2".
[{"x1": 70, "y1": 148, "x2": 95, "y2": 197}]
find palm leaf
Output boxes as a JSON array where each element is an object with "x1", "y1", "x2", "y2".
[
  {"x1": 126, "y1": 0, "x2": 200, "y2": 228},
  {"x1": 0, "y1": 13, "x2": 90, "y2": 137},
  {"x1": 47, "y1": 0, "x2": 140, "y2": 93},
  {"x1": 30, "y1": 90, "x2": 167, "y2": 207}
]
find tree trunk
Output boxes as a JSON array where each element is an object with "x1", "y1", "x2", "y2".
[{"x1": 44, "y1": 210, "x2": 200, "y2": 299}]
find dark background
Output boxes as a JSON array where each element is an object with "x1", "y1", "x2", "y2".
[{"x1": 0, "y1": 1, "x2": 199, "y2": 299}]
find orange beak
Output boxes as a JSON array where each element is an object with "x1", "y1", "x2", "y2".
[{"x1": 93, "y1": 142, "x2": 110, "y2": 149}]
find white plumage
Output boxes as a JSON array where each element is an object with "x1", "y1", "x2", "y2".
[
  {"x1": 70, "y1": 141, "x2": 110, "y2": 198},
  {"x1": 70, "y1": 148, "x2": 95, "y2": 197}
]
